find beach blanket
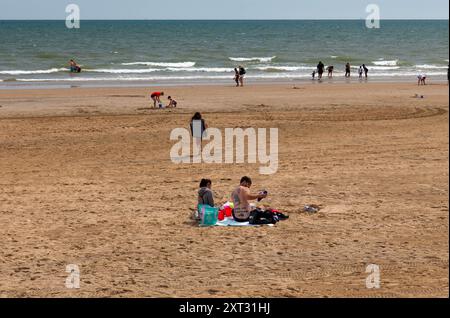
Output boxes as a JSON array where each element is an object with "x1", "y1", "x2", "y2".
[{"x1": 215, "y1": 217, "x2": 275, "y2": 227}]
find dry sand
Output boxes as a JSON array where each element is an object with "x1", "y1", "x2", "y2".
[{"x1": 0, "y1": 81, "x2": 448, "y2": 297}]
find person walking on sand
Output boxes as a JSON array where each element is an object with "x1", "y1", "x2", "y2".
[
  {"x1": 317, "y1": 61, "x2": 325, "y2": 80},
  {"x1": 358, "y1": 65, "x2": 363, "y2": 79},
  {"x1": 345, "y1": 63, "x2": 351, "y2": 77},
  {"x1": 231, "y1": 176, "x2": 268, "y2": 222},
  {"x1": 150, "y1": 91, "x2": 164, "y2": 108},
  {"x1": 238, "y1": 65, "x2": 246, "y2": 87},
  {"x1": 363, "y1": 64, "x2": 369, "y2": 78},
  {"x1": 190, "y1": 112, "x2": 208, "y2": 155}
]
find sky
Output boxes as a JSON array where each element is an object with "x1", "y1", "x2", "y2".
[{"x1": 0, "y1": 0, "x2": 448, "y2": 20}]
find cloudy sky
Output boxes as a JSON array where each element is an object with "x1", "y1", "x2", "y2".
[{"x1": 0, "y1": 0, "x2": 448, "y2": 19}]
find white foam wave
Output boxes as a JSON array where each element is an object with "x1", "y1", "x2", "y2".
[
  {"x1": 0, "y1": 68, "x2": 66, "y2": 75},
  {"x1": 372, "y1": 60, "x2": 398, "y2": 66},
  {"x1": 166, "y1": 67, "x2": 231, "y2": 73},
  {"x1": 256, "y1": 66, "x2": 314, "y2": 71},
  {"x1": 120, "y1": 61, "x2": 196, "y2": 67},
  {"x1": 415, "y1": 64, "x2": 448, "y2": 69},
  {"x1": 88, "y1": 68, "x2": 160, "y2": 74},
  {"x1": 229, "y1": 56, "x2": 276, "y2": 63}
]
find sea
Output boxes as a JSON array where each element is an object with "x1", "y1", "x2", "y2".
[{"x1": 0, "y1": 20, "x2": 448, "y2": 88}]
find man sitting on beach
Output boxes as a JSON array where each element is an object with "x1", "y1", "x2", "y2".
[
  {"x1": 231, "y1": 176, "x2": 267, "y2": 222},
  {"x1": 150, "y1": 91, "x2": 164, "y2": 108}
]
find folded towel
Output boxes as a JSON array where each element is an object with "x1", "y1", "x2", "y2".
[{"x1": 215, "y1": 217, "x2": 275, "y2": 227}]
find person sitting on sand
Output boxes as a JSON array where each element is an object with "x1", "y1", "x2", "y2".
[
  {"x1": 198, "y1": 178, "x2": 214, "y2": 207},
  {"x1": 150, "y1": 91, "x2": 164, "y2": 108},
  {"x1": 167, "y1": 96, "x2": 177, "y2": 108},
  {"x1": 69, "y1": 59, "x2": 81, "y2": 73},
  {"x1": 231, "y1": 176, "x2": 268, "y2": 222}
]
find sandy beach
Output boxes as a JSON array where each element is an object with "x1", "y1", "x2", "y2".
[{"x1": 0, "y1": 81, "x2": 448, "y2": 298}]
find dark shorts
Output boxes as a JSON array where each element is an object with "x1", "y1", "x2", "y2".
[{"x1": 232, "y1": 209, "x2": 250, "y2": 222}]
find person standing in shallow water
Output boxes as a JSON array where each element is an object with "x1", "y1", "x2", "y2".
[
  {"x1": 327, "y1": 65, "x2": 334, "y2": 78},
  {"x1": 238, "y1": 66, "x2": 246, "y2": 87},
  {"x1": 345, "y1": 63, "x2": 351, "y2": 77},
  {"x1": 233, "y1": 68, "x2": 240, "y2": 87},
  {"x1": 317, "y1": 61, "x2": 325, "y2": 80},
  {"x1": 363, "y1": 64, "x2": 369, "y2": 78}
]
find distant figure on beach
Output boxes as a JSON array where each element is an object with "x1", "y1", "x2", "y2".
[
  {"x1": 198, "y1": 178, "x2": 214, "y2": 207},
  {"x1": 317, "y1": 61, "x2": 325, "y2": 80},
  {"x1": 312, "y1": 69, "x2": 317, "y2": 80},
  {"x1": 167, "y1": 96, "x2": 177, "y2": 108},
  {"x1": 417, "y1": 74, "x2": 427, "y2": 86},
  {"x1": 358, "y1": 66, "x2": 363, "y2": 78},
  {"x1": 327, "y1": 65, "x2": 334, "y2": 78},
  {"x1": 150, "y1": 91, "x2": 164, "y2": 108},
  {"x1": 345, "y1": 63, "x2": 351, "y2": 77},
  {"x1": 233, "y1": 68, "x2": 240, "y2": 87},
  {"x1": 231, "y1": 176, "x2": 268, "y2": 222},
  {"x1": 69, "y1": 59, "x2": 81, "y2": 73},
  {"x1": 238, "y1": 66, "x2": 246, "y2": 87},
  {"x1": 363, "y1": 64, "x2": 369, "y2": 78},
  {"x1": 190, "y1": 112, "x2": 208, "y2": 155}
]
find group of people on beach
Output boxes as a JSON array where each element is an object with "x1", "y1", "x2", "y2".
[
  {"x1": 198, "y1": 176, "x2": 286, "y2": 225},
  {"x1": 150, "y1": 91, "x2": 177, "y2": 108},
  {"x1": 312, "y1": 62, "x2": 369, "y2": 80}
]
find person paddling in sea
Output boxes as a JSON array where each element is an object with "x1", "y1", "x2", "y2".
[
  {"x1": 345, "y1": 62, "x2": 351, "y2": 77},
  {"x1": 317, "y1": 61, "x2": 325, "y2": 80},
  {"x1": 363, "y1": 64, "x2": 369, "y2": 78},
  {"x1": 69, "y1": 59, "x2": 81, "y2": 73},
  {"x1": 327, "y1": 65, "x2": 334, "y2": 78}
]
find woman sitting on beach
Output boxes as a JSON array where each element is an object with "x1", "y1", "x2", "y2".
[{"x1": 198, "y1": 178, "x2": 214, "y2": 207}]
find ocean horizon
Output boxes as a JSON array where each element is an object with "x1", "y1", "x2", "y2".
[{"x1": 0, "y1": 20, "x2": 448, "y2": 88}]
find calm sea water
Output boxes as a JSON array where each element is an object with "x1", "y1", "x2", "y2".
[{"x1": 0, "y1": 20, "x2": 448, "y2": 87}]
